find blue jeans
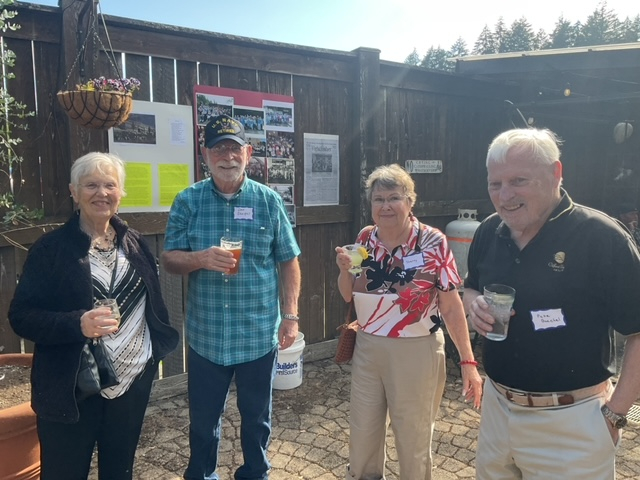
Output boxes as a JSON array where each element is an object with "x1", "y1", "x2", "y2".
[{"x1": 184, "y1": 346, "x2": 277, "y2": 480}]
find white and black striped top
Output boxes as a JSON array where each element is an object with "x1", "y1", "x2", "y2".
[{"x1": 89, "y1": 245, "x2": 152, "y2": 399}]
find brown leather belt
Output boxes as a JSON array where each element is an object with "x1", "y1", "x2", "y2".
[{"x1": 492, "y1": 379, "x2": 610, "y2": 407}]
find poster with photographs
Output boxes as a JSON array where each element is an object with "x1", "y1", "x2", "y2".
[{"x1": 193, "y1": 86, "x2": 297, "y2": 226}]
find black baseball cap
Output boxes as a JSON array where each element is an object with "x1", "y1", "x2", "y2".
[{"x1": 204, "y1": 115, "x2": 246, "y2": 148}]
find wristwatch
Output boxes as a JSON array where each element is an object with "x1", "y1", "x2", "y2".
[{"x1": 601, "y1": 404, "x2": 628, "y2": 429}]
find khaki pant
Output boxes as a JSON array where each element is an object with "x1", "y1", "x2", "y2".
[
  {"x1": 346, "y1": 330, "x2": 446, "y2": 480},
  {"x1": 476, "y1": 377, "x2": 618, "y2": 480}
]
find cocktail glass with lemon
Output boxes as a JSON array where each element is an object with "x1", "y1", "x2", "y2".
[{"x1": 343, "y1": 244, "x2": 369, "y2": 274}]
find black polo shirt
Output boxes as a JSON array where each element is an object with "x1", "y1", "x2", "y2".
[{"x1": 465, "y1": 191, "x2": 640, "y2": 392}]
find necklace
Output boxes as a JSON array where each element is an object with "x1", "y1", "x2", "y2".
[{"x1": 83, "y1": 224, "x2": 116, "y2": 252}]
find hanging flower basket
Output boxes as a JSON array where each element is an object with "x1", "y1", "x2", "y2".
[{"x1": 56, "y1": 77, "x2": 140, "y2": 130}]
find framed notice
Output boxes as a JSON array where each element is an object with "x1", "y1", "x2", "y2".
[{"x1": 303, "y1": 133, "x2": 339, "y2": 206}]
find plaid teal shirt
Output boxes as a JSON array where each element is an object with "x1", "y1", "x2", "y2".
[{"x1": 164, "y1": 177, "x2": 300, "y2": 365}]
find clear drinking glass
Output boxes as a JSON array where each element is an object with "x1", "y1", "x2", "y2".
[
  {"x1": 483, "y1": 284, "x2": 516, "y2": 341},
  {"x1": 94, "y1": 298, "x2": 121, "y2": 328},
  {"x1": 220, "y1": 237, "x2": 243, "y2": 275},
  {"x1": 342, "y1": 244, "x2": 368, "y2": 274}
]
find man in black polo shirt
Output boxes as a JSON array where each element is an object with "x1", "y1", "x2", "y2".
[{"x1": 464, "y1": 128, "x2": 640, "y2": 479}]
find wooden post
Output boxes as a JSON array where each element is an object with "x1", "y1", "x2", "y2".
[
  {"x1": 58, "y1": 0, "x2": 105, "y2": 163},
  {"x1": 352, "y1": 47, "x2": 382, "y2": 234}
]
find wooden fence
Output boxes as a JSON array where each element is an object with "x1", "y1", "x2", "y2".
[{"x1": 0, "y1": 0, "x2": 516, "y2": 377}]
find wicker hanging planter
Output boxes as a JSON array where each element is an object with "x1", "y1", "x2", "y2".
[
  {"x1": 56, "y1": 77, "x2": 140, "y2": 130},
  {"x1": 57, "y1": 89, "x2": 133, "y2": 130}
]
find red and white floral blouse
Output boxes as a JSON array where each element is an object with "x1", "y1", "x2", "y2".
[{"x1": 352, "y1": 217, "x2": 461, "y2": 337}]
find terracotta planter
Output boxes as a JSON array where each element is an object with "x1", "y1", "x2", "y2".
[{"x1": 0, "y1": 353, "x2": 40, "y2": 480}]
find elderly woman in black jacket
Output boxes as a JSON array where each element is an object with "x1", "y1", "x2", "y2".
[{"x1": 9, "y1": 152, "x2": 179, "y2": 480}]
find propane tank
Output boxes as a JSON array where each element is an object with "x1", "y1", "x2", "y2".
[{"x1": 445, "y1": 209, "x2": 481, "y2": 280}]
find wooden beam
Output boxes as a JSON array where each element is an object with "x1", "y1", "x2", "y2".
[{"x1": 59, "y1": 0, "x2": 104, "y2": 161}]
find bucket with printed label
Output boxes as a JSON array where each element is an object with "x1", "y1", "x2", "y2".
[{"x1": 273, "y1": 333, "x2": 305, "y2": 390}]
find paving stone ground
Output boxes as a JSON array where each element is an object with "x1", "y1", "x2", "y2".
[{"x1": 90, "y1": 353, "x2": 640, "y2": 480}]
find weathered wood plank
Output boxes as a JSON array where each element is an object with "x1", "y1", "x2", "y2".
[
  {"x1": 103, "y1": 21, "x2": 356, "y2": 83},
  {"x1": 35, "y1": 41, "x2": 74, "y2": 218},
  {"x1": 151, "y1": 57, "x2": 175, "y2": 104},
  {"x1": 176, "y1": 60, "x2": 197, "y2": 106},
  {"x1": 198, "y1": 63, "x2": 218, "y2": 87},
  {"x1": 219, "y1": 66, "x2": 258, "y2": 92},
  {"x1": 124, "y1": 53, "x2": 151, "y2": 101}
]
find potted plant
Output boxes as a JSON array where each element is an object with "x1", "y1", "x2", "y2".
[
  {"x1": 57, "y1": 76, "x2": 141, "y2": 129},
  {"x1": 0, "y1": 353, "x2": 40, "y2": 479}
]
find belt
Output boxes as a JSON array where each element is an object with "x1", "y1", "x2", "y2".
[{"x1": 492, "y1": 379, "x2": 610, "y2": 408}]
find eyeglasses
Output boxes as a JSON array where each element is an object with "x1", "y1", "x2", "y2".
[
  {"x1": 210, "y1": 144, "x2": 245, "y2": 155},
  {"x1": 371, "y1": 195, "x2": 407, "y2": 206},
  {"x1": 79, "y1": 182, "x2": 119, "y2": 192}
]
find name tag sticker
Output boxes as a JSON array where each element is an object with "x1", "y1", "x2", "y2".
[
  {"x1": 234, "y1": 207, "x2": 254, "y2": 220},
  {"x1": 403, "y1": 253, "x2": 425, "y2": 270},
  {"x1": 531, "y1": 309, "x2": 566, "y2": 331}
]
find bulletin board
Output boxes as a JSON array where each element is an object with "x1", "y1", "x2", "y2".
[
  {"x1": 194, "y1": 85, "x2": 296, "y2": 225},
  {"x1": 108, "y1": 100, "x2": 194, "y2": 213}
]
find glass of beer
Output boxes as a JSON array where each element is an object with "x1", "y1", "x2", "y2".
[
  {"x1": 220, "y1": 236, "x2": 243, "y2": 275},
  {"x1": 94, "y1": 298, "x2": 121, "y2": 329}
]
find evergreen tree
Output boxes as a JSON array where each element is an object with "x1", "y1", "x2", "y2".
[
  {"x1": 404, "y1": 2, "x2": 640, "y2": 65},
  {"x1": 494, "y1": 17, "x2": 508, "y2": 53},
  {"x1": 404, "y1": 48, "x2": 421, "y2": 66},
  {"x1": 548, "y1": 16, "x2": 576, "y2": 49},
  {"x1": 420, "y1": 46, "x2": 453, "y2": 72},
  {"x1": 619, "y1": 15, "x2": 640, "y2": 42},
  {"x1": 533, "y1": 28, "x2": 550, "y2": 50},
  {"x1": 576, "y1": 1, "x2": 620, "y2": 46},
  {"x1": 449, "y1": 37, "x2": 469, "y2": 58},
  {"x1": 503, "y1": 17, "x2": 535, "y2": 52},
  {"x1": 473, "y1": 25, "x2": 497, "y2": 54}
]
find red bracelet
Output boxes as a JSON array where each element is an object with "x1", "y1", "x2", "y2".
[{"x1": 459, "y1": 360, "x2": 479, "y2": 366}]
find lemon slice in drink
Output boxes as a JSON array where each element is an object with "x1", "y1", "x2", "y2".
[{"x1": 357, "y1": 246, "x2": 368, "y2": 259}]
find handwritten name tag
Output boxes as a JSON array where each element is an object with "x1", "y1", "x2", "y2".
[
  {"x1": 531, "y1": 309, "x2": 566, "y2": 331},
  {"x1": 403, "y1": 253, "x2": 425, "y2": 270},
  {"x1": 234, "y1": 207, "x2": 254, "y2": 220}
]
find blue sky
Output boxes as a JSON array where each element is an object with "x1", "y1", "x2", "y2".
[{"x1": 21, "y1": 0, "x2": 639, "y2": 62}]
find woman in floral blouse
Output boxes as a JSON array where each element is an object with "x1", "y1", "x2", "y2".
[{"x1": 336, "y1": 164, "x2": 482, "y2": 480}]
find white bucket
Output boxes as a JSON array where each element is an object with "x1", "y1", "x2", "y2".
[{"x1": 273, "y1": 333, "x2": 305, "y2": 390}]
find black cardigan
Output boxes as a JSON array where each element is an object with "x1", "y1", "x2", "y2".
[{"x1": 9, "y1": 214, "x2": 179, "y2": 423}]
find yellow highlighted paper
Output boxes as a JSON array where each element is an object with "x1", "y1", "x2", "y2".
[
  {"x1": 121, "y1": 163, "x2": 152, "y2": 207},
  {"x1": 159, "y1": 164, "x2": 190, "y2": 206}
]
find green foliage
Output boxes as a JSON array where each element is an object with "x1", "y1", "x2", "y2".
[
  {"x1": 472, "y1": 25, "x2": 497, "y2": 55},
  {"x1": 0, "y1": 193, "x2": 43, "y2": 225},
  {"x1": 409, "y1": 1, "x2": 640, "y2": 71},
  {"x1": 0, "y1": 0, "x2": 39, "y2": 226},
  {"x1": 404, "y1": 48, "x2": 421, "y2": 66},
  {"x1": 503, "y1": 17, "x2": 535, "y2": 52},
  {"x1": 420, "y1": 46, "x2": 454, "y2": 72}
]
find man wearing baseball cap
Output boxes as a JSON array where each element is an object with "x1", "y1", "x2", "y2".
[{"x1": 162, "y1": 114, "x2": 301, "y2": 480}]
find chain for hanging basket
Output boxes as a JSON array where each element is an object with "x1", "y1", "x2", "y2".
[{"x1": 57, "y1": 1, "x2": 141, "y2": 130}]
